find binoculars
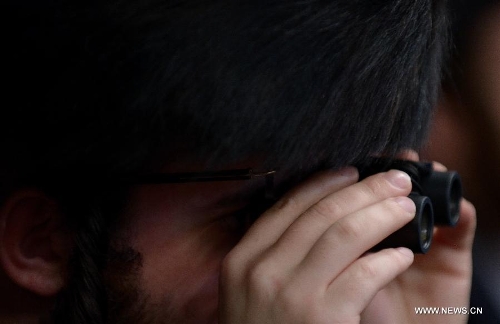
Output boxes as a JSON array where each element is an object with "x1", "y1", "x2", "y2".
[{"x1": 358, "y1": 159, "x2": 462, "y2": 254}]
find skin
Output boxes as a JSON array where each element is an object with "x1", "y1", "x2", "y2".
[{"x1": 112, "y1": 152, "x2": 475, "y2": 323}]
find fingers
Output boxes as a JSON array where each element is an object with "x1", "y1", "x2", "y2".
[
  {"x1": 292, "y1": 196, "x2": 415, "y2": 287},
  {"x1": 432, "y1": 161, "x2": 447, "y2": 172},
  {"x1": 221, "y1": 154, "x2": 475, "y2": 324},
  {"x1": 327, "y1": 247, "x2": 414, "y2": 316},
  {"x1": 233, "y1": 167, "x2": 359, "y2": 265},
  {"x1": 223, "y1": 167, "x2": 416, "y2": 317},
  {"x1": 221, "y1": 185, "x2": 416, "y2": 324},
  {"x1": 396, "y1": 149, "x2": 419, "y2": 161},
  {"x1": 230, "y1": 167, "x2": 414, "y2": 283},
  {"x1": 263, "y1": 170, "x2": 412, "y2": 267},
  {"x1": 432, "y1": 198, "x2": 476, "y2": 250}
]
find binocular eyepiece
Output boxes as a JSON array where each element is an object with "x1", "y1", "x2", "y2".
[{"x1": 358, "y1": 159, "x2": 462, "y2": 254}]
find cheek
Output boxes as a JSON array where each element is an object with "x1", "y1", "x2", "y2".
[{"x1": 132, "y1": 219, "x2": 239, "y2": 322}]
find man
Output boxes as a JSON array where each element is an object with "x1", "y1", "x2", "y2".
[{"x1": 1, "y1": 0, "x2": 475, "y2": 323}]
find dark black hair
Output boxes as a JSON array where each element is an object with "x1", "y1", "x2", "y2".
[
  {"x1": 3, "y1": 0, "x2": 451, "y2": 322},
  {"x1": 3, "y1": 0, "x2": 451, "y2": 176}
]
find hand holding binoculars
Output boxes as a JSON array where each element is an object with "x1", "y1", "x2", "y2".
[{"x1": 358, "y1": 159, "x2": 462, "y2": 254}]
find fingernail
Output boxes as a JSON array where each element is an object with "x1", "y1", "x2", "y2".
[
  {"x1": 385, "y1": 170, "x2": 411, "y2": 189},
  {"x1": 394, "y1": 196, "x2": 415, "y2": 213},
  {"x1": 396, "y1": 247, "x2": 414, "y2": 259}
]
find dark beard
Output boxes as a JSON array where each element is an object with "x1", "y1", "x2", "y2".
[
  {"x1": 102, "y1": 245, "x2": 151, "y2": 324},
  {"x1": 103, "y1": 245, "x2": 208, "y2": 324},
  {"x1": 102, "y1": 246, "x2": 176, "y2": 324}
]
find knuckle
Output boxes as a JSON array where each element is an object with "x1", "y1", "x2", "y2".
[
  {"x1": 366, "y1": 173, "x2": 388, "y2": 195},
  {"x1": 247, "y1": 262, "x2": 269, "y2": 285},
  {"x1": 383, "y1": 198, "x2": 403, "y2": 213},
  {"x1": 385, "y1": 197, "x2": 414, "y2": 217},
  {"x1": 310, "y1": 199, "x2": 344, "y2": 221},
  {"x1": 361, "y1": 175, "x2": 385, "y2": 197},
  {"x1": 387, "y1": 248, "x2": 412, "y2": 266},
  {"x1": 355, "y1": 258, "x2": 379, "y2": 279},
  {"x1": 334, "y1": 217, "x2": 364, "y2": 241},
  {"x1": 246, "y1": 261, "x2": 278, "y2": 292},
  {"x1": 361, "y1": 171, "x2": 411, "y2": 199}
]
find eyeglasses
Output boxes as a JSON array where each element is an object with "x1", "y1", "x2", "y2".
[
  {"x1": 120, "y1": 168, "x2": 278, "y2": 228},
  {"x1": 119, "y1": 168, "x2": 277, "y2": 200}
]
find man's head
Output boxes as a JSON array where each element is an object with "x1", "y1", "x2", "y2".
[{"x1": 1, "y1": 0, "x2": 451, "y2": 323}]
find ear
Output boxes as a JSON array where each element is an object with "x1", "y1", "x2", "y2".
[{"x1": 0, "y1": 190, "x2": 72, "y2": 297}]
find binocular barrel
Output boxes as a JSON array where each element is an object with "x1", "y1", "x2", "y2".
[{"x1": 358, "y1": 159, "x2": 462, "y2": 254}]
